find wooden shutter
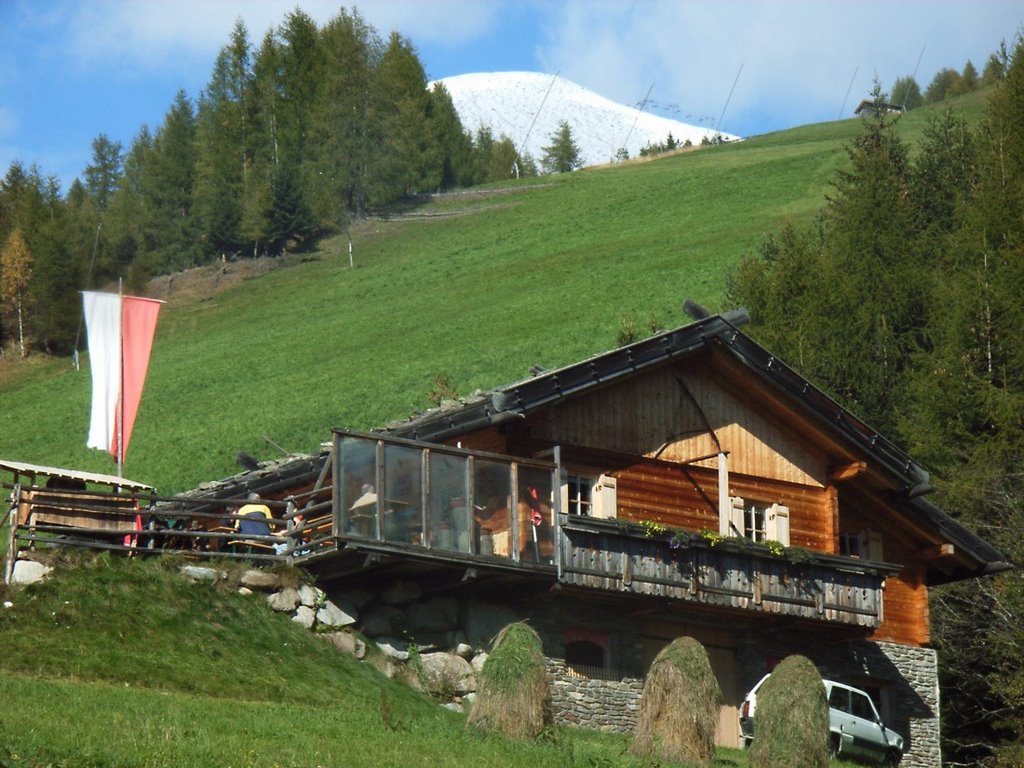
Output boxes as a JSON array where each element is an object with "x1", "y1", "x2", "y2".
[{"x1": 767, "y1": 503, "x2": 790, "y2": 546}]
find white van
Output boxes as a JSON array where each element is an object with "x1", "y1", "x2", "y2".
[{"x1": 739, "y1": 674, "x2": 904, "y2": 767}]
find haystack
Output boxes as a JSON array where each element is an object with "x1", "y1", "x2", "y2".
[
  {"x1": 629, "y1": 635, "x2": 721, "y2": 766},
  {"x1": 466, "y1": 621, "x2": 550, "y2": 739},
  {"x1": 748, "y1": 654, "x2": 829, "y2": 768}
]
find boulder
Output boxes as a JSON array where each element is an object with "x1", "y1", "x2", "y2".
[
  {"x1": 297, "y1": 583, "x2": 324, "y2": 608},
  {"x1": 406, "y1": 596, "x2": 460, "y2": 633},
  {"x1": 11, "y1": 559, "x2": 52, "y2": 585},
  {"x1": 361, "y1": 604, "x2": 406, "y2": 637},
  {"x1": 470, "y1": 652, "x2": 488, "y2": 675},
  {"x1": 418, "y1": 652, "x2": 476, "y2": 696},
  {"x1": 337, "y1": 587, "x2": 374, "y2": 610},
  {"x1": 292, "y1": 605, "x2": 316, "y2": 629},
  {"x1": 376, "y1": 637, "x2": 410, "y2": 661},
  {"x1": 179, "y1": 565, "x2": 223, "y2": 582},
  {"x1": 322, "y1": 631, "x2": 366, "y2": 658},
  {"x1": 381, "y1": 579, "x2": 422, "y2": 605},
  {"x1": 240, "y1": 570, "x2": 281, "y2": 591},
  {"x1": 267, "y1": 587, "x2": 300, "y2": 612},
  {"x1": 317, "y1": 599, "x2": 357, "y2": 628}
]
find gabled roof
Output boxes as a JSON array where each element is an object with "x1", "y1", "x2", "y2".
[
  {"x1": 0, "y1": 459, "x2": 153, "y2": 491},
  {"x1": 386, "y1": 312, "x2": 1010, "y2": 582}
]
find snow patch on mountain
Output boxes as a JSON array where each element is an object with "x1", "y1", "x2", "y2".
[{"x1": 433, "y1": 71, "x2": 740, "y2": 169}]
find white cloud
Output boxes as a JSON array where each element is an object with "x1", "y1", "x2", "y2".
[
  {"x1": 355, "y1": 0, "x2": 506, "y2": 46},
  {"x1": 56, "y1": 0, "x2": 509, "y2": 76},
  {"x1": 532, "y1": 0, "x2": 1022, "y2": 135},
  {"x1": 61, "y1": 0, "x2": 346, "y2": 73}
]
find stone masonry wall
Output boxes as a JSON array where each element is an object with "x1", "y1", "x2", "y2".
[{"x1": 546, "y1": 659, "x2": 643, "y2": 733}]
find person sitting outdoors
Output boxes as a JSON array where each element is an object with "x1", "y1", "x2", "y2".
[{"x1": 235, "y1": 492, "x2": 273, "y2": 539}]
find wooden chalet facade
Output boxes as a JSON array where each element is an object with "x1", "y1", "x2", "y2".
[
  {"x1": 4, "y1": 312, "x2": 1008, "y2": 768},
  {"x1": 303, "y1": 311, "x2": 1007, "y2": 768}
]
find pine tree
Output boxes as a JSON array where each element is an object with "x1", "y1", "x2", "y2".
[
  {"x1": 542, "y1": 120, "x2": 582, "y2": 173},
  {"x1": 145, "y1": 91, "x2": 198, "y2": 272},
  {"x1": 0, "y1": 227, "x2": 32, "y2": 356},
  {"x1": 924, "y1": 67, "x2": 962, "y2": 103},
  {"x1": 194, "y1": 19, "x2": 253, "y2": 258},
  {"x1": 365, "y1": 32, "x2": 439, "y2": 205},
  {"x1": 890, "y1": 75, "x2": 923, "y2": 110},
  {"x1": 83, "y1": 134, "x2": 123, "y2": 211},
  {"x1": 429, "y1": 83, "x2": 474, "y2": 189},
  {"x1": 307, "y1": 8, "x2": 377, "y2": 222}
]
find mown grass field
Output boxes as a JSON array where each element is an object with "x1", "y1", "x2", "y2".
[{"x1": 0, "y1": 94, "x2": 987, "y2": 497}]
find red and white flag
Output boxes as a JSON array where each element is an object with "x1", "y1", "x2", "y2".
[{"x1": 83, "y1": 291, "x2": 163, "y2": 463}]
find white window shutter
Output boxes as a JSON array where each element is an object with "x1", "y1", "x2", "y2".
[
  {"x1": 722, "y1": 496, "x2": 745, "y2": 537},
  {"x1": 767, "y1": 503, "x2": 790, "y2": 546},
  {"x1": 592, "y1": 474, "x2": 617, "y2": 519}
]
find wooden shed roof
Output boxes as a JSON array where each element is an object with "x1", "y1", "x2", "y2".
[{"x1": 0, "y1": 459, "x2": 153, "y2": 490}]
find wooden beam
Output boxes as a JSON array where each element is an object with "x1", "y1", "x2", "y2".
[
  {"x1": 830, "y1": 461, "x2": 867, "y2": 482},
  {"x1": 922, "y1": 543, "x2": 955, "y2": 560}
]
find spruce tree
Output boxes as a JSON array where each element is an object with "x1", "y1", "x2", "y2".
[
  {"x1": 83, "y1": 134, "x2": 123, "y2": 211},
  {"x1": 193, "y1": 19, "x2": 253, "y2": 258},
  {"x1": 542, "y1": 120, "x2": 582, "y2": 173}
]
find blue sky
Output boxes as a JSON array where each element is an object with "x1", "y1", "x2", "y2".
[{"x1": 1, "y1": 0, "x2": 1021, "y2": 193}]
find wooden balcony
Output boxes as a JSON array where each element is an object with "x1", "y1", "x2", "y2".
[{"x1": 557, "y1": 515, "x2": 898, "y2": 628}]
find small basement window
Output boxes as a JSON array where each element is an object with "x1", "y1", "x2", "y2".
[
  {"x1": 565, "y1": 640, "x2": 605, "y2": 668},
  {"x1": 563, "y1": 628, "x2": 613, "y2": 679}
]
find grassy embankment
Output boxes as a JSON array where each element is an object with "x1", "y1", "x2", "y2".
[{"x1": 0, "y1": 554, "x2": 864, "y2": 768}]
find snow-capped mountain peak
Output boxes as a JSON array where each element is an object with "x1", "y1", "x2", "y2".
[{"x1": 432, "y1": 71, "x2": 738, "y2": 169}]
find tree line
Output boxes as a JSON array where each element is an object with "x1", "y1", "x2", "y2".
[
  {"x1": 727, "y1": 36, "x2": 1023, "y2": 767},
  {"x1": 890, "y1": 47, "x2": 1007, "y2": 110},
  {"x1": 0, "y1": 7, "x2": 558, "y2": 357}
]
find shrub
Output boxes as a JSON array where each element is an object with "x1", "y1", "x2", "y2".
[
  {"x1": 629, "y1": 635, "x2": 721, "y2": 767},
  {"x1": 748, "y1": 655, "x2": 829, "y2": 768},
  {"x1": 467, "y1": 621, "x2": 549, "y2": 739}
]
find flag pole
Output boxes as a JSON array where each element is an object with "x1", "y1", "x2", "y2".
[{"x1": 117, "y1": 277, "x2": 124, "y2": 479}]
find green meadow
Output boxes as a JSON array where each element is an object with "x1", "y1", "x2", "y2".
[{"x1": 0, "y1": 96, "x2": 984, "y2": 497}]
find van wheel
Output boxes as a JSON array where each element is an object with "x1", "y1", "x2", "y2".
[{"x1": 879, "y1": 751, "x2": 900, "y2": 768}]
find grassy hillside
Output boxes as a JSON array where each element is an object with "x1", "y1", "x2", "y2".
[
  {"x1": 0, "y1": 555, "x2": 864, "y2": 768},
  {"x1": 0, "y1": 96, "x2": 987, "y2": 494}
]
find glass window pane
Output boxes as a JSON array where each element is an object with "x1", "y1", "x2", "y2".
[
  {"x1": 851, "y1": 692, "x2": 875, "y2": 720},
  {"x1": 474, "y1": 460, "x2": 511, "y2": 557},
  {"x1": 429, "y1": 452, "x2": 469, "y2": 552},
  {"x1": 383, "y1": 444, "x2": 422, "y2": 544},
  {"x1": 340, "y1": 435, "x2": 378, "y2": 538},
  {"x1": 829, "y1": 687, "x2": 850, "y2": 713},
  {"x1": 518, "y1": 466, "x2": 554, "y2": 563}
]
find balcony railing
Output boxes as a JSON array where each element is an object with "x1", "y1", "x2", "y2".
[{"x1": 557, "y1": 515, "x2": 898, "y2": 628}]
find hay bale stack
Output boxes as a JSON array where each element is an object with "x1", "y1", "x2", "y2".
[
  {"x1": 466, "y1": 621, "x2": 550, "y2": 739},
  {"x1": 629, "y1": 635, "x2": 721, "y2": 767},
  {"x1": 748, "y1": 655, "x2": 829, "y2": 768}
]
